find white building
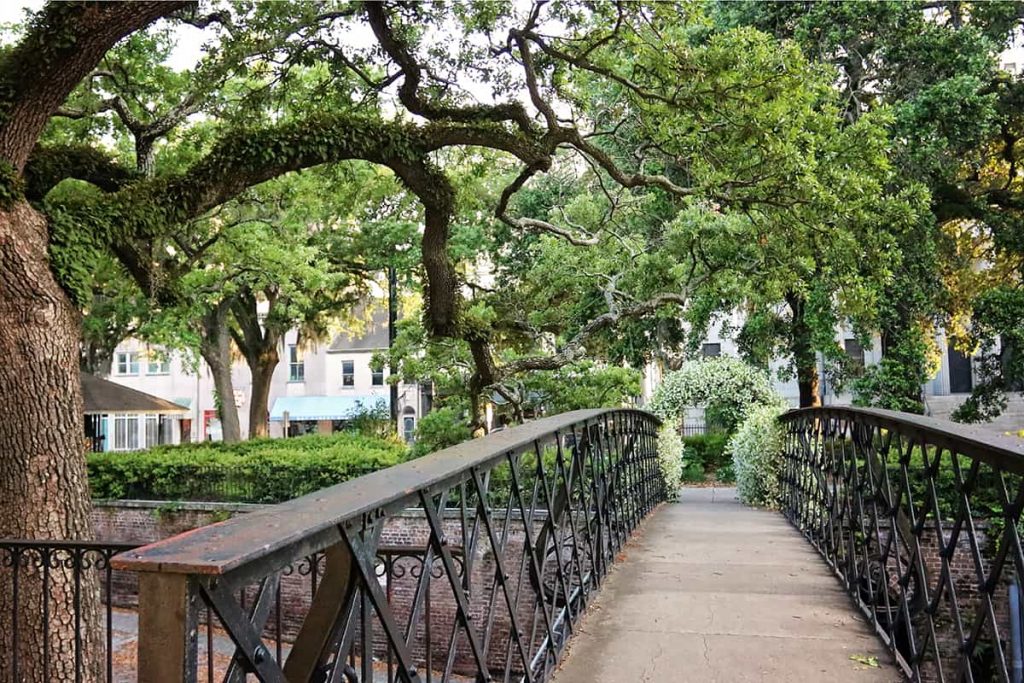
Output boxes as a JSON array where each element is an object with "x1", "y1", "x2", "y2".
[{"x1": 105, "y1": 310, "x2": 430, "y2": 446}]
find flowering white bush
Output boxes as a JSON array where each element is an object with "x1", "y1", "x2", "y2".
[
  {"x1": 656, "y1": 424, "x2": 684, "y2": 496},
  {"x1": 728, "y1": 399, "x2": 788, "y2": 508},
  {"x1": 648, "y1": 357, "x2": 777, "y2": 428}
]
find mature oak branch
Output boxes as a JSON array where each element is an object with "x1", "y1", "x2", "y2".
[
  {"x1": 0, "y1": 1, "x2": 191, "y2": 172},
  {"x1": 24, "y1": 144, "x2": 138, "y2": 201}
]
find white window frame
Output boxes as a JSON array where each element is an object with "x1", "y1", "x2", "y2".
[
  {"x1": 371, "y1": 366, "x2": 385, "y2": 386},
  {"x1": 403, "y1": 416, "x2": 416, "y2": 443},
  {"x1": 115, "y1": 351, "x2": 140, "y2": 376},
  {"x1": 143, "y1": 414, "x2": 160, "y2": 449},
  {"x1": 112, "y1": 413, "x2": 140, "y2": 451},
  {"x1": 289, "y1": 344, "x2": 305, "y2": 382},
  {"x1": 341, "y1": 360, "x2": 355, "y2": 387},
  {"x1": 146, "y1": 354, "x2": 170, "y2": 375}
]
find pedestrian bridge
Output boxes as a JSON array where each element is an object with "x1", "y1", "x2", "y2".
[{"x1": 6, "y1": 407, "x2": 1024, "y2": 681}]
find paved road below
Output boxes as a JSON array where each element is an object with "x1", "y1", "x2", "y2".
[{"x1": 550, "y1": 487, "x2": 902, "y2": 683}]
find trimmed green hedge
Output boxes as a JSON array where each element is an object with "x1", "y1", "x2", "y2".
[{"x1": 88, "y1": 433, "x2": 409, "y2": 504}]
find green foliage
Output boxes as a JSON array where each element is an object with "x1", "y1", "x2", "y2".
[
  {"x1": 520, "y1": 362, "x2": 642, "y2": 413},
  {"x1": 345, "y1": 398, "x2": 397, "y2": 441},
  {"x1": 410, "y1": 406, "x2": 473, "y2": 458},
  {"x1": 87, "y1": 432, "x2": 408, "y2": 503},
  {"x1": 853, "y1": 325, "x2": 936, "y2": 414},
  {"x1": 729, "y1": 399, "x2": 789, "y2": 508},
  {"x1": 682, "y1": 433, "x2": 730, "y2": 473},
  {"x1": 953, "y1": 287, "x2": 1024, "y2": 422}
]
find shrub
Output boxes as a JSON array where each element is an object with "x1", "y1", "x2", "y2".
[
  {"x1": 345, "y1": 398, "x2": 395, "y2": 440},
  {"x1": 648, "y1": 357, "x2": 777, "y2": 432},
  {"x1": 682, "y1": 433, "x2": 730, "y2": 471},
  {"x1": 681, "y1": 462, "x2": 706, "y2": 483},
  {"x1": 410, "y1": 406, "x2": 472, "y2": 458},
  {"x1": 88, "y1": 432, "x2": 409, "y2": 503},
  {"x1": 656, "y1": 424, "x2": 684, "y2": 494},
  {"x1": 728, "y1": 400, "x2": 788, "y2": 508}
]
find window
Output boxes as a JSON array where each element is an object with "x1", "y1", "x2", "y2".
[
  {"x1": 144, "y1": 414, "x2": 160, "y2": 448},
  {"x1": 115, "y1": 351, "x2": 140, "y2": 376},
  {"x1": 341, "y1": 360, "x2": 355, "y2": 387},
  {"x1": 403, "y1": 416, "x2": 416, "y2": 443},
  {"x1": 146, "y1": 354, "x2": 169, "y2": 375},
  {"x1": 113, "y1": 414, "x2": 139, "y2": 451},
  {"x1": 701, "y1": 343, "x2": 721, "y2": 358},
  {"x1": 371, "y1": 366, "x2": 385, "y2": 386},
  {"x1": 844, "y1": 338, "x2": 865, "y2": 372},
  {"x1": 289, "y1": 345, "x2": 305, "y2": 382}
]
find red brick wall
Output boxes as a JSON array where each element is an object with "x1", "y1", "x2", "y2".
[{"x1": 868, "y1": 523, "x2": 1013, "y2": 681}]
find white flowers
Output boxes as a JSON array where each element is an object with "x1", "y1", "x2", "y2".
[
  {"x1": 656, "y1": 424, "x2": 684, "y2": 496},
  {"x1": 728, "y1": 398, "x2": 789, "y2": 508},
  {"x1": 648, "y1": 357, "x2": 788, "y2": 505},
  {"x1": 648, "y1": 357, "x2": 777, "y2": 427}
]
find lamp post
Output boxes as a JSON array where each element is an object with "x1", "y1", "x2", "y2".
[{"x1": 388, "y1": 264, "x2": 399, "y2": 425}]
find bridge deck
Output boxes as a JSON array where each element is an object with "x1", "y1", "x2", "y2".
[{"x1": 551, "y1": 487, "x2": 901, "y2": 682}]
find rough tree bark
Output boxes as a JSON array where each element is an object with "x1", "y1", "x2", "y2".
[
  {"x1": 0, "y1": 4, "x2": 190, "y2": 681},
  {"x1": 198, "y1": 301, "x2": 242, "y2": 443},
  {"x1": 0, "y1": 201, "x2": 103, "y2": 681},
  {"x1": 786, "y1": 291, "x2": 821, "y2": 408},
  {"x1": 245, "y1": 351, "x2": 278, "y2": 439},
  {"x1": 231, "y1": 292, "x2": 282, "y2": 439}
]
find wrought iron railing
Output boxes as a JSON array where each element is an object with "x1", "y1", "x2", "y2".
[
  {"x1": 0, "y1": 540, "x2": 138, "y2": 683},
  {"x1": 113, "y1": 408, "x2": 663, "y2": 682},
  {"x1": 0, "y1": 539, "x2": 472, "y2": 682},
  {"x1": 780, "y1": 406, "x2": 1024, "y2": 682}
]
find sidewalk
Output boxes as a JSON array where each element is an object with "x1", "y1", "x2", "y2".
[{"x1": 550, "y1": 487, "x2": 901, "y2": 682}]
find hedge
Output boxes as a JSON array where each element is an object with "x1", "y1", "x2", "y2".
[{"x1": 88, "y1": 433, "x2": 409, "y2": 504}]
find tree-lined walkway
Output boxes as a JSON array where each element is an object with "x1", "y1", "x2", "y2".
[{"x1": 551, "y1": 488, "x2": 900, "y2": 682}]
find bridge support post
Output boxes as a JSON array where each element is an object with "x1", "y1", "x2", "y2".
[{"x1": 137, "y1": 572, "x2": 199, "y2": 682}]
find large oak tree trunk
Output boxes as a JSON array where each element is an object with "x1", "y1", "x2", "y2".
[
  {"x1": 0, "y1": 201, "x2": 102, "y2": 682},
  {"x1": 199, "y1": 303, "x2": 242, "y2": 443},
  {"x1": 786, "y1": 291, "x2": 821, "y2": 408},
  {"x1": 247, "y1": 350, "x2": 278, "y2": 439}
]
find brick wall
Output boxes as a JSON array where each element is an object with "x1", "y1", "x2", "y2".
[{"x1": 868, "y1": 522, "x2": 1013, "y2": 681}]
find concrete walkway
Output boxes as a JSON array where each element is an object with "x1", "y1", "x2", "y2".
[{"x1": 551, "y1": 487, "x2": 902, "y2": 682}]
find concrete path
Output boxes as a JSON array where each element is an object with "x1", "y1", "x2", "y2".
[{"x1": 551, "y1": 487, "x2": 902, "y2": 683}]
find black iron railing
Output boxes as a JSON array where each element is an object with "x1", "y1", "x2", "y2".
[
  {"x1": 0, "y1": 540, "x2": 138, "y2": 683},
  {"x1": 0, "y1": 539, "x2": 471, "y2": 682},
  {"x1": 780, "y1": 406, "x2": 1024, "y2": 682},
  {"x1": 113, "y1": 409, "x2": 663, "y2": 682}
]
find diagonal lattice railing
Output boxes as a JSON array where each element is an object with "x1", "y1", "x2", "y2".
[
  {"x1": 780, "y1": 406, "x2": 1024, "y2": 682},
  {"x1": 113, "y1": 409, "x2": 663, "y2": 683}
]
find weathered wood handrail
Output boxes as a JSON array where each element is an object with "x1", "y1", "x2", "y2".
[{"x1": 114, "y1": 408, "x2": 664, "y2": 682}]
